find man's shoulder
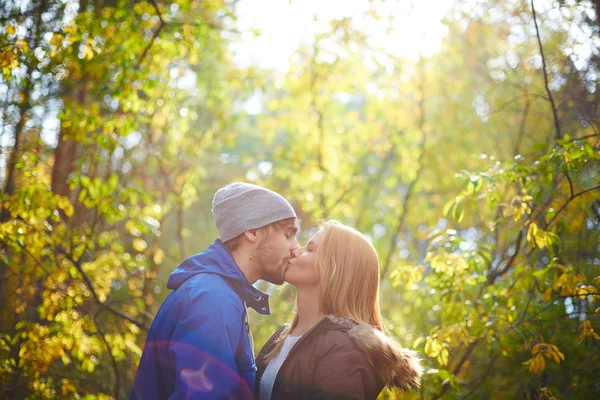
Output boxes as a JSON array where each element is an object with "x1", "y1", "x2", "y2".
[{"x1": 179, "y1": 273, "x2": 245, "y2": 312}]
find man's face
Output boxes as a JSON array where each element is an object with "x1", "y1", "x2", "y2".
[{"x1": 256, "y1": 221, "x2": 298, "y2": 285}]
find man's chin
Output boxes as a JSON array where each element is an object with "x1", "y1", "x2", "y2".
[
  {"x1": 260, "y1": 261, "x2": 289, "y2": 285},
  {"x1": 266, "y1": 276, "x2": 285, "y2": 285},
  {"x1": 262, "y1": 272, "x2": 285, "y2": 286}
]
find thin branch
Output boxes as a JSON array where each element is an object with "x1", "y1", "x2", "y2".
[
  {"x1": 504, "y1": 295, "x2": 559, "y2": 336},
  {"x1": 565, "y1": 171, "x2": 574, "y2": 198},
  {"x1": 570, "y1": 133, "x2": 600, "y2": 142},
  {"x1": 531, "y1": 0, "x2": 562, "y2": 140},
  {"x1": 135, "y1": 22, "x2": 165, "y2": 70},
  {"x1": 517, "y1": 285, "x2": 537, "y2": 327},
  {"x1": 308, "y1": 41, "x2": 330, "y2": 219},
  {"x1": 149, "y1": 0, "x2": 165, "y2": 25},
  {"x1": 93, "y1": 315, "x2": 120, "y2": 400},
  {"x1": 431, "y1": 340, "x2": 480, "y2": 400},
  {"x1": 133, "y1": 0, "x2": 167, "y2": 69},
  {"x1": 556, "y1": 292, "x2": 600, "y2": 299},
  {"x1": 381, "y1": 141, "x2": 426, "y2": 276},
  {"x1": 488, "y1": 92, "x2": 545, "y2": 115},
  {"x1": 514, "y1": 90, "x2": 530, "y2": 155},
  {"x1": 176, "y1": 197, "x2": 186, "y2": 261},
  {"x1": 57, "y1": 247, "x2": 149, "y2": 331},
  {"x1": 487, "y1": 230, "x2": 524, "y2": 285},
  {"x1": 354, "y1": 143, "x2": 397, "y2": 230},
  {"x1": 381, "y1": 57, "x2": 428, "y2": 276},
  {"x1": 546, "y1": 185, "x2": 600, "y2": 227},
  {"x1": 322, "y1": 139, "x2": 395, "y2": 218},
  {"x1": 462, "y1": 353, "x2": 498, "y2": 400}
]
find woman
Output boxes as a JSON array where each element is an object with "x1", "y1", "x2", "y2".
[{"x1": 256, "y1": 220, "x2": 423, "y2": 400}]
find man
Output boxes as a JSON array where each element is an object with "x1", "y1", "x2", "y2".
[{"x1": 131, "y1": 182, "x2": 298, "y2": 399}]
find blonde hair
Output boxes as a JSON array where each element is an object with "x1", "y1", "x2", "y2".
[{"x1": 263, "y1": 220, "x2": 383, "y2": 361}]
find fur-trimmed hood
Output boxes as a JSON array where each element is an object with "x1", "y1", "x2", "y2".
[{"x1": 325, "y1": 316, "x2": 423, "y2": 391}]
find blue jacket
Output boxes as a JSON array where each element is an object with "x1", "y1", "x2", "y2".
[{"x1": 130, "y1": 240, "x2": 270, "y2": 400}]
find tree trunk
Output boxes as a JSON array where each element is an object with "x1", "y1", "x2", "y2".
[{"x1": 51, "y1": 81, "x2": 86, "y2": 198}]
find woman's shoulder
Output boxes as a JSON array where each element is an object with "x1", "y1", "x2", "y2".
[
  {"x1": 318, "y1": 316, "x2": 423, "y2": 392},
  {"x1": 315, "y1": 316, "x2": 361, "y2": 351}
]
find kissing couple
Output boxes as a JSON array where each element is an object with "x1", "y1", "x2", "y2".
[{"x1": 130, "y1": 182, "x2": 423, "y2": 399}]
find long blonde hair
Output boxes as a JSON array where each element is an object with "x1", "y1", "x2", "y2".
[{"x1": 263, "y1": 220, "x2": 383, "y2": 361}]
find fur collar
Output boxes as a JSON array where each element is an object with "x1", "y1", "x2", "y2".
[{"x1": 325, "y1": 316, "x2": 423, "y2": 391}]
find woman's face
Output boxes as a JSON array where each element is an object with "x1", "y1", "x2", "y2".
[{"x1": 284, "y1": 230, "x2": 322, "y2": 288}]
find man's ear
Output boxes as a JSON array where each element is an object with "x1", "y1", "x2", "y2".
[{"x1": 244, "y1": 229, "x2": 259, "y2": 243}]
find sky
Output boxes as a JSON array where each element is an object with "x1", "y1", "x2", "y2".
[{"x1": 230, "y1": 0, "x2": 454, "y2": 72}]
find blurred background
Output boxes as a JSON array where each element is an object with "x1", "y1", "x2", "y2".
[{"x1": 1, "y1": 0, "x2": 599, "y2": 398}]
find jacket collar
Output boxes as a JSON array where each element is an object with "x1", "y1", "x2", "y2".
[
  {"x1": 212, "y1": 240, "x2": 271, "y2": 315},
  {"x1": 167, "y1": 239, "x2": 270, "y2": 315}
]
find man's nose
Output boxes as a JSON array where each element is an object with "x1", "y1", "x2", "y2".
[{"x1": 291, "y1": 243, "x2": 301, "y2": 257}]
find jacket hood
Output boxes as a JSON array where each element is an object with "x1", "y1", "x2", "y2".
[
  {"x1": 326, "y1": 316, "x2": 423, "y2": 392},
  {"x1": 167, "y1": 239, "x2": 270, "y2": 315}
]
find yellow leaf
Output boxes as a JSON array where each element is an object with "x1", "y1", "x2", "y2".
[
  {"x1": 153, "y1": 248, "x2": 165, "y2": 265},
  {"x1": 57, "y1": 196, "x2": 74, "y2": 217},
  {"x1": 82, "y1": 45, "x2": 94, "y2": 60},
  {"x1": 577, "y1": 320, "x2": 600, "y2": 344},
  {"x1": 527, "y1": 222, "x2": 538, "y2": 244},
  {"x1": 133, "y1": 238, "x2": 147, "y2": 252},
  {"x1": 50, "y1": 34, "x2": 64, "y2": 47},
  {"x1": 63, "y1": 25, "x2": 77, "y2": 35},
  {"x1": 536, "y1": 354, "x2": 546, "y2": 373},
  {"x1": 438, "y1": 347, "x2": 449, "y2": 366},
  {"x1": 16, "y1": 39, "x2": 29, "y2": 52},
  {"x1": 543, "y1": 287, "x2": 552, "y2": 303}
]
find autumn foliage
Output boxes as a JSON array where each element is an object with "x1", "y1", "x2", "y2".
[{"x1": 1, "y1": 0, "x2": 599, "y2": 399}]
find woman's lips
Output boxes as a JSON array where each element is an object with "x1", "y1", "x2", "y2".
[{"x1": 284, "y1": 260, "x2": 293, "y2": 273}]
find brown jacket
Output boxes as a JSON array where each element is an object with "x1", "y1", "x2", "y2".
[{"x1": 255, "y1": 316, "x2": 423, "y2": 400}]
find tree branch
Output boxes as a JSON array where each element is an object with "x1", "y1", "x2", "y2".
[
  {"x1": 57, "y1": 247, "x2": 149, "y2": 331},
  {"x1": 135, "y1": 21, "x2": 165, "y2": 70},
  {"x1": 570, "y1": 133, "x2": 600, "y2": 142},
  {"x1": 432, "y1": 340, "x2": 480, "y2": 400},
  {"x1": 514, "y1": 90, "x2": 530, "y2": 155},
  {"x1": 93, "y1": 315, "x2": 120, "y2": 399},
  {"x1": 381, "y1": 58, "x2": 428, "y2": 276},
  {"x1": 462, "y1": 353, "x2": 498, "y2": 400},
  {"x1": 531, "y1": 0, "x2": 561, "y2": 140},
  {"x1": 503, "y1": 292, "x2": 600, "y2": 338},
  {"x1": 149, "y1": 0, "x2": 164, "y2": 25},
  {"x1": 565, "y1": 171, "x2": 574, "y2": 198},
  {"x1": 487, "y1": 229, "x2": 524, "y2": 285},
  {"x1": 546, "y1": 185, "x2": 600, "y2": 227},
  {"x1": 355, "y1": 143, "x2": 397, "y2": 230}
]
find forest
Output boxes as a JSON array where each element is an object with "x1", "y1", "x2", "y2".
[{"x1": 1, "y1": 0, "x2": 599, "y2": 398}]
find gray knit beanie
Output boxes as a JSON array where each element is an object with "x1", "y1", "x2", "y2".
[{"x1": 212, "y1": 182, "x2": 297, "y2": 242}]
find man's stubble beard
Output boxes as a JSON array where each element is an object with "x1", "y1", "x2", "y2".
[{"x1": 256, "y1": 237, "x2": 285, "y2": 285}]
